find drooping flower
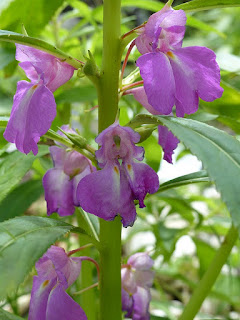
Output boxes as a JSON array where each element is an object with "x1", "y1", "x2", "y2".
[
  {"x1": 29, "y1": 246, "x2": 87, "y2": 320},
  {"x1": 135, "y1": 4, "x2": 223, "y2": 117},
  {"x1": 4, "y1": 45, "x2": 75, "y2": 155},
  {"x1": 43, "y1": 125, "x2": 95, "y2": 216},
  {"x1": 77, "y1": 122, "x2": 159, "y2": 227},
  {"x1": 121, "y1": 252, "x2": 154, "y2": 320},
  {"x1": 126, "y1": 86, "x2": 179, "y2": 163}
]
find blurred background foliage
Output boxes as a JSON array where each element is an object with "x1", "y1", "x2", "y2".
[{"x1": 0, "y1": 0, "x2": 240, "y2": 319}]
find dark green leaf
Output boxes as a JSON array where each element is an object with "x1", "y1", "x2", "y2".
[
  {"x1": 0, "y1": 146, "x2": 48, "y2": 203},
  {"x1": 0, "y1": 47, "x2": 15, "y2": 69},
  {"x1": 0, "y1": 216, "x2": 74, "y2": 299},
  {"x1": 0, "y1": 180, "x2": 44, "y2": 222},
  {"x1": 175, "y1": 0, "x2": 240, "y2": 12},
  {"x1": 129, "y1": 114, "x2": 240, "y2": 231}
]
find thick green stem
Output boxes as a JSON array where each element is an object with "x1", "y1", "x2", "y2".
[
  {"x1": 179, "y1": 224, "x2": 238, "y2": 320},
  {"x1": 97, "y1": 0, "x2": 122, "y2": 319}
]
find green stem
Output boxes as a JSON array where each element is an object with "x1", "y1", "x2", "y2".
[
  {"x1": 179, "y1": 224, "x2": 238, "y2": 320},
  {"x1": 97, "y1": 0, "x2": 122, "y2": 319}
]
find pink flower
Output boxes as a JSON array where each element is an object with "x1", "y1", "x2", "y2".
[
  {"x1": 4, "y1": 45, "x2": 75, "y2": 155},
  {"x1": 77, "y1": 122, "x2": 159, "y2": 227}
]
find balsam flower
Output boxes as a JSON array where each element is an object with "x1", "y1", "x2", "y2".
[
  {"x1": 121, "y1": 252, "x2": 154, "y2": 320},
  {"x1": 4, "y1": 45, "x2": 75, "y2": 155},
  {"x1": 77, "y1": 122, "x2": 159, "y2": 227},
  {"x1": 29, "y1": 246, "x2": 87, "y2": 320},
  {"x1": 43, "y1": 125, "x2": 95, "y2": 216},
  {"x1": 135, "y1": 4, "x2": 223, "y2": 117},
  {"x1": 127, "y1": 86, "x2": 179, "y2": 163}
]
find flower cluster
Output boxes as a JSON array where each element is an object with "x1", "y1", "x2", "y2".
[
  {"x1": 121, "y1": 252, "x2": 154, "y2": 319},
  {"x1": 77, "y1": 122, "x2": 159, "y2": 227},
  {"x1": 127, "y1": 4, "x2": 223, "y2": 162},
  {"x1": 43, "y1": 126, "x2": 95, "y2": 216},
  {"x1": 4, "y1": 45, "x2": 75, "y2": 155},
  {"x1": 29, "y1": 246, "x2": 87, "y2": 320}
]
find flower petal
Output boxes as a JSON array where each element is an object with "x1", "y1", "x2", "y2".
[
  {"x1": 16, "y1": 44, "x2": 75, "y2": 92},
  {"x1": 4, "y1": 80, "x2": 56, "y2": 155},
  {"x1": 126, "y1": 87, "x2": 159, "y2": 115},
  {"x1": 42, "y1": 168, "x2": 75, "y2": 216},
  {"x1": 158, "y1": 125, "x2": 179, "y2": 163},
  {"x1": 77, "y1": 164, "x2": 137, "y2": 227},
  {"x1": 44, "y1": 246, "x2": 82, "y2": 287},
  {"x1": 125, "y1": 162, "x2": 159, "y2": 208},
  {"x1": 29, "y1": 275, "x2": 57, "y2": 320},
  {"x1": 46, "y1": 285, "x2": 87, "y2": 320},
  {"x1": 136, "y1": 52, "x2": 175, "y2": 115},
  {"x1": 128, "y1": 252, "x2": 154, "y2": 270},
  {"x1": 173, "y1": 46, "x2": 223, "y2": 102},
  {"x1": 132, "y1": 287, "x2": 151, "y2": 320},
  {"x1": 122, "y1": 289, "x2": 134, "y2": 317}
]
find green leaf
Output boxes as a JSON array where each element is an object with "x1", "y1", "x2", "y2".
[
  {"x1": 129, "y1": 114, "x2": 240, "y2": 230},
  {"x1": 0, "y1": 0, "x2": 64, "y2": 36},
  {"x1": 0, "y1": 146, "x2": 48, "y2": 203},
  {"x1": 0, "y1": 216, "x2": 74, "y2": 299},
  {"x1": 174, "y1": 0, "x2": 240, "y2": 12},
  {"x1": 121, "y1": 0, "x2": 164, "y2": 11},
  {"x1": 0, "y1": 30, "x2": 81, "y2": 69},
  {"x1": 55, "y1": 85, "x2": 97, "y2": 104},
  {"x1": 186, "y1": 15, "x2": 225, "y2": 38},
  {"x1": 201, "y1": 82, "x2": 240, "y2": 120},
  {"x1": 0, "y1": 116, "x2": 9, "y2": 128},
  {"x1": 0, "y1": 180, "x2": 44, "y2": 222},
  {"x1": 194, "y1": 238, "x2": 216, "y2": 276},
  {"x1": 0, "y1": 308, "x2": 24, "y2": 320},
  {"x1": 141, "y1": 135, "x2": 162, "y2": 172},
  {"x1": 0, "y1": 47, "x2": 15, "y2": 69},
  {"x1": 159, "y1": 170, "x2": 210, "y2": 192}
]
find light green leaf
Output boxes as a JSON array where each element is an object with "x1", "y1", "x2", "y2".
[
  {"x1": 186, "y1": 15, "x2": 225, "y2": 38},
  {"x1": 0, "y1": 116, "x2": 9, "y2": 128},
  {"x1": 159, "y1": 170, "x2": 209, "y2": 193},
  {"x1": 0, "y1": 216, "x2": 74, "y2": 299},
  {"x1": 141, "y1": 135, "x2": 162, "y2": 172},
  {"x1": 0, "y1": 0, "x2": 64, "y2": 36},
  {"x1": 121, "y1": 0, "x2": 164, "y2": 11},
  {"x1": 175, "y1": 0, "x2": 240, "y2": 12},
  {"x1": 0, "y1": 30, "x2": 81, "y2": 69},
  {"x1": 0, "y1": 308, "x2": 24, "y2": 320},
  {"x1": 0, "y1": 180, "x2": 44, "y2": 222},
  {"x1": 0, "y1": 146, "x2": 48, "y2": 203},
  {"x1": 129, "y1": 114, "x2": 240, "y2": 230},
  {"x1": 201, "y1": 82, "x2": 240, "y2": 120}
]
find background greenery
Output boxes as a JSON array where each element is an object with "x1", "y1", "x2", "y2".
[{"x1": 0, "y1": 0, "x2": 240, "y2": 319}]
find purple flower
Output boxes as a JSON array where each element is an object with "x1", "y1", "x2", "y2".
[
  {"x1": 135, "y1": 5, "x2": 223, "y2": 117},
  {"x1": 4, "y1": 45, "x2": 75, "y2": 155},
  {"x1": 77, "y1": 122, "x2": 159, "y2": 227},
  {"x1": 121, "y1": 252, "x2": 154, "y2": 319},
  {"x1": 29, "y1": 246, "x2": 87, "y2": 320},
  {"x1": 43, "y1": 126, "x2": 95, "y2": 216},
  {"x1": 127, "y1": 87, "x2": 179, "y2": 163}
]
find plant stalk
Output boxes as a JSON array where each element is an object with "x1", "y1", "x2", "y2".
[
  {"x1": 178, "y1": 224, "x2": 238, "y2": 320},
  {"x1": 97, "y1": 0, "x2": 122, "y2": 319}
]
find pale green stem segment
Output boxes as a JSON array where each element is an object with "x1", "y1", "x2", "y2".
[
  {"x1": 179, "y1": 224, "x2": 238, "y2": 320},
  {"x1": 97, "y1": 0, "x2": 122, "y2": 319}
]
